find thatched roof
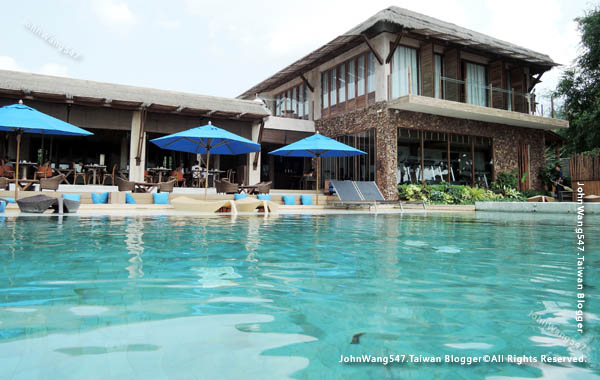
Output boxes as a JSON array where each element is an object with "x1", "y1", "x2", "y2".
[
  {"x1": 239, "y1": 6, "x2": 557, "y2": 98},
  {"x1": 0, "y1": 69, "x2": 270, "y2": 120}
]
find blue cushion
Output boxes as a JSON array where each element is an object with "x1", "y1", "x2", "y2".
[
  {"x1": 282, "y1": 195, "x2": 296, "y2": 205},
  {"x1": 62, "y1": 194, "x2": 81, "y2": 202},
  {"x1": 257, "y1": 194, "x2": 271, "y2": 201},
  {"x1": 153, "y1": 192, "x2": 169, "y2": 204},
  {"x1": 234, "y1": 193, "x2": 248, "y2": 200},
  {"x1": 125, "y1": 193, "x2": 136, "y2": 204},
  {"x1": 0, "y1": 200, "x2": 5, "y2": 213},
  {"x1": 2, "y1": 197, "x2": 15, "y2": 203},
  {"x1": 301, "y1": 195, "x2": 313, "y2": 205},
  {"x1": 91, "y1": 192, "x2": 109, "y2": 204}
]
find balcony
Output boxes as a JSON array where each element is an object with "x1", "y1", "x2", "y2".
[{"x1": 388, "y1": 75, "x2": 569, "y2": 131}]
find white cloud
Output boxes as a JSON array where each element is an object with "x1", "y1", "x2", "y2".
[
  {"x1": 93, "y1": 0, "x2": 137, "y2": 27},
  {"x1": 38, "y1": 63, "x2": 69, "y2": 77},
  {"x1": 157, "y1": 18, "x2": 181, "y2": 30},
  {"x1": 0, "y1": 56, "x2": 23, "y2": 71}
]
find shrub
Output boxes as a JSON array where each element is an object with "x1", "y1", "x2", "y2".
[{"x1": 397, "y1": 182, "x2": 521, "y2": 204}]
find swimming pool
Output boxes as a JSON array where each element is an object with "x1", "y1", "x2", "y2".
[{"x1": 0, "y1": 213, "x2": 598, "y2": 379}]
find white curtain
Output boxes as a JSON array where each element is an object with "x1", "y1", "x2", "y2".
[
  {"x1": 434, "y1": 55, "x2": 442, "y2": 99},
  {"x1": 466, "y1": 63, "x2": 486, "y2": 106},
  {"x1": 392, "y1": 46, "x2": 418, "y2": 98}
]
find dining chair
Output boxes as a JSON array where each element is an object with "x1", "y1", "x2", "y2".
[
  {"x1": 102, "y1": 164, "x2": 118, "y2": 185},
  {"x1": 72, "y1": 162, "x2": 87, "y2": 185},
  {"x1": 34, "y1": 161, "x2": 53, "y2": 180}
]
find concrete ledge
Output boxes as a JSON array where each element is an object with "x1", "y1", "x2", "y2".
[{"x1": 476, "y1": 201, "x2": 600, "y2": 214}]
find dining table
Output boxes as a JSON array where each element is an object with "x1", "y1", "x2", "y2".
[
  {"x1": 55, "y1": 167, "x2": 74, "y2": 184},
  {"x1": 11, "y1": 161, "x2": 38, "y2": 179},
  {"x1": 148, "y1": 167, "x2": 171, "y2": 183},
  {"x1": 12, "y1": 178, "x2": 39, "y2": 191},
  {"x1": 84, "y1": 164, "x2": 107, "y2": 185}
]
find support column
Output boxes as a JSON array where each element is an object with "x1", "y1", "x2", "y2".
[
  {"x1": 129, "y1": 111, "x2": 146, "y2": 182},
  {"x1": 248, "y1": 121, "x2": 261, "y2": 185}
]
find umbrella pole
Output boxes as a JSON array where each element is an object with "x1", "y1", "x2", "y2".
[
  {"x1": 316, "y1": 155, "x2": 320, "y2": 205},
  {"x1": 204, "y1": 150, "x2": 210, "y2": 200},
  {"x1": 14, "y1": 133, "x2": 21, "y2": 201}
]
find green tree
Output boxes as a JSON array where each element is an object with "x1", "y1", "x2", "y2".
[{"x1": 555, "y1": 7, "x2": 600, "y2": 153}]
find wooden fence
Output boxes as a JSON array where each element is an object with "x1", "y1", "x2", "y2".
[{"x1": 570, "y1": 153, "x2": 600, "y2": 197}]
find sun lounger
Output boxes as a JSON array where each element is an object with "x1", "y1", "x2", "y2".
[
  {"x1": 16, "y1": 194, "x2": 58, "y2": 213},
  {"x1": 171, "y1": 197, "x2": 235, "y2": 213},
  {"x1": 329, "y1": 180, "x2": 401, "y2": 209},
  {"x1": 233, "y1": 197, "x2": 279, "y2": 213}
]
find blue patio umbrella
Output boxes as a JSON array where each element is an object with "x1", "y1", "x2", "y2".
[
  {"x1": 0, "y1": 102, "x2": 93, "y2": 199},
  {"x1": 269, "y1": 132, "x2": 366, "y2": 204},
  {"x1": 150, "y1": 122, "x2": 260, "y2": 199}
]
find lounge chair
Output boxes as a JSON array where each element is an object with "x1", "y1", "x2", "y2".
[
  {"x1": 158, "y1": 179, "x2": 176, "y2": 193},
  {"x1": 234, "y1": 197, "x2": 278, "y2": 213},
  {"x1": 171, "y1": 196, "x2": 236, "y2": 213},
  {"x1": 16, "y1": 194, "x2": 57, "y2": 213},
  {"x1": 51, "y1": 198, "x2": 80, "y2": 214},
  {"x1": 216, "y1": 179, "x2": 238, "y2": 194},
  {"x1": 253, "y1": 181, "x2": 272, "y2": 194},
  {"x1": 329, "y1": 180, "x2": 401, "y2": 209},
  {"x1": 116, "y1": 177, "x2": 135, "y2": 192},
  {"x1": 40, "y1": 175, "x2": 64, "y2": 191}
]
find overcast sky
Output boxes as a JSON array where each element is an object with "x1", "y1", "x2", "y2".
[{"x1": 0, "y1": 0, "x2": 595, "y2": 100}]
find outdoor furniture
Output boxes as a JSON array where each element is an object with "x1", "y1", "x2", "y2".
[
  {"x1": 0, "y1": 163, "x2": 15, "y2": 179},
  {"x1": 34, "y1": 161, "x2": 54, "y2": 180},
  {"x1": 51, "y1": 197, "x2": 80, "y2": 214},
  {"x1": 13, "y1": 179, "x2": 39, "y2": 191},
  {"x1": 329, "y1": 180, "x2": 399, "y2": 209},
  {"x1": 216, "y1": 179, "x2": 238, "y2": 194},
  {"x1": 133, "y1": 181, "x2": 159, "y2": 193},
  {"x1": 16, "y1": 194, "x2": 57, "y2": 213},
  {"x1": 39, "y1": 175, "x2": 64, "y2": 191},
  {"x1": 85, "y1": 164, "x2": 106, "y2": 185},
  {"x1": 0, "y1": 177, "x2": 9, "y2": 190},
  {"x1": 116, "y1": 177, "x2": 135, "y2": 192},
  {"x1": 254, "y1": 181, "x2": 272, "y2": 194},
  {"x1": 168, "y1": 167, "x2": 185, "y2": 187},
  {"x1": 56, "y1": 166, "x2": 73, "y2": 184},
  {"x1": 102, "y1": 164, "x2": 118, "y2": 185},
  {"x1": 13, "y1": 161, "x2": 37, "y2": 179},
  {"x1": 148, "y1": 167, "x2": 171, "y2": 183},
  {"x1": 72, "y1": 162, "x2": 87, "y2": 185},
  {"x1": 158, "y1": 179, "x2": 176, "y2": 193}
]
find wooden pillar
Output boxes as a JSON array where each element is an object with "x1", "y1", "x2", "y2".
[{"x1": 129, "y1": 111, "x2": 146, "y2": 182}]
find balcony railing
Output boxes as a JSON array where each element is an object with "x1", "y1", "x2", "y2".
[{"x1": 388, "y1": 72, "x2": 562, "y2": 119}]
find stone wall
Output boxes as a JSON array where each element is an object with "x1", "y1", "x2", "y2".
[{"x1": 315, "y1": 102, "x2": 546, "y2": 199}]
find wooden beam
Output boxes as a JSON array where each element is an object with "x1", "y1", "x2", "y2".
[
  {"x1": 135, "y1": 109, "x2": 147, "y2": 166},
  {"x1": 300, "y1": 74, "x2": 314, "y2": 93},
  {"x1": 528, "y1": 72, "x2": 543, "y2": 92},
  {"x1": 385, "y1": 28, "x2": 404, "y2": 64},
  {"x1": 361, "y1": 35, "x2": 383, "y2": 65}
]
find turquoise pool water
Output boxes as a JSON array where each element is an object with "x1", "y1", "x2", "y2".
[{"x1": 0, "y1": 213, "x2": 598, "y2": 379}]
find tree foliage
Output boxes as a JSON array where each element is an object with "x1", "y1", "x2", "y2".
[{"x1": 555, "y1": 7, "x2": 600, "y2": 153}]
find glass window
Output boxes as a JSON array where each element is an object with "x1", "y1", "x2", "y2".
[
  {"x1": 449, "y1": 134, "x2": 473, "y2": 185},
  {"x1": 348, "y1": 60, "x2": 355, "y2": 100},
  {"x1": 465, "y1": 62, "x2": 487, "y2": 106},
  {"x1": 322, "y1": 71, "x2": 329, "y2": 109},
  {"x1": 292, "y1": 87, "x2": 297, "y2": 115},
  {"x1": 321, "y1": 129, "x2": 376, "y2": 182},
  {"x1": 367, "y1": 52, "x2": 375, "y2": 93},
  {"x1": 423, "y1": 131, "x2": 448, "y2": 184},
  {"x1": 303, "y1": 84, "x2": 308, "y2": 119},
  {"x1": 330, "y1": 68, "x2": 337, "y2": 106},
  {"x1": 474, "y1": 136, "x2": 493, "y2": 188},
  {"x1": 275, "y1": 94, "x2": 282, "y2": 116},
  {"x1": 357, "y1": 56, "x2": 365, "y2": 96},
  {"x1": 298, "y1": 84, "x2": 304, "y2": 118},
  {"x1": 391, "y1": 46, "x2": 418, "y2": 98},
  {"x1": 339, "y1": 64, "x2": 346, "y2": 103},
  {"x1": 397, "y1": 128, "x2": 421, "y2": 184},
  {"x1": 434, "y1": 55, "x2": 443, "y2": 99},
  {"x1": 506, "y1": 71, "x2": 512, "y2": 111}
]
